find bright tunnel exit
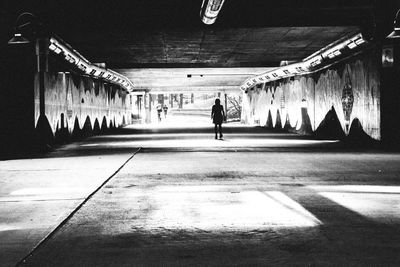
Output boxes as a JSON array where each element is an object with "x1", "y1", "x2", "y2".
[{"x1": 132, "y1": 92, "x2": 243, "y2": 128}]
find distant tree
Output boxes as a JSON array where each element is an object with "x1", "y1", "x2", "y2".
[{"x1": 227, "y1": 95, "x2": 242, "y2": 119}]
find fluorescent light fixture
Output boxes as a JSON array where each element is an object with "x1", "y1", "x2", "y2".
[
  {"x1": 355, "y1": 38, "x2": 366, "y2": 45},
  {"x1": 333, "y1": 50, "x2": 341, "y2": 56},
  {"x1": 348, "y1": 42, "x2": 357, "y2": 49},
  {"x1": 48, "y1": 36, "x2": 134, "y2": 92},
  {"x1": 49, "y1": 43, "x2": 57, "y2": 51},
  {"x1": 327, "y1": 53, "x2": 335, "y2": 59},
  {"x1": 54, "y1": 47, "x2": 62, "y2": 54},
  {"x1": 200, "y1": 0, "x2": 226, "y2": 25}
]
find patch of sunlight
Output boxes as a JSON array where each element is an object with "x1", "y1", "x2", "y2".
[
  {"x1": 309, "y1": 185, "x2": 400, "y2": 223},
  {"x1": 124, "y1": 188, "x2": 321, "y2": 231}
]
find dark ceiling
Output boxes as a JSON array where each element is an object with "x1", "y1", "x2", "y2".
[{"x1": 0, "y1": 0, "x2": 396, "y2": 68}]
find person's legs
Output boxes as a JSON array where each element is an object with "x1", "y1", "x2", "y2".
[
  {"x1": 219, "y1": 124, "x2": 223, "y2": 138},
  {"x1": 214, "y1": 124, "x2": 218, "y2": 139}
]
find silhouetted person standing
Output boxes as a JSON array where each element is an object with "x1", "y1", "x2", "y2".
[
  {"x1": 163, "y1": 105, "x2": 168, "y2": 118},
  {"x1": 211, "y1": 98, "x2": 225, "y2": 139}
]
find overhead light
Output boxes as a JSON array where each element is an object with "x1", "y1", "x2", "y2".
[
  {"x1": 8, "y1": 33, "x2": 30, "y2": 44},
  {"x1": 387, "y1": 9, "x2": 400, "y2": 39},
  {"x1": 49, "y1": 43, "x2": 57, "y2": 51},
  {"x1": 355, "y1": 38, "x2": 366, "y2": 45},
  {"x1": 200, "y1": 0, "x2": 226, "y2": 25},
  {"x1": 8, "y1": 13, "x2": 37, "y2": 45},
  {"x1": 348, "y1": 42, "x2": 357, "y2": 49},
  {"x1": 333, "y1": 50, "x2": 341, "y2": 56},
  {"x1": 54, "y1": 47, "x2": 62, "y2": 54}
]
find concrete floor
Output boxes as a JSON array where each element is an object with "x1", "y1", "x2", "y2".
[{"x1": 2, "y1": 121, "x2": 400, "y2": 266}]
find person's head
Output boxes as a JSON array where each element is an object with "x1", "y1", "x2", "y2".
[{"x1": 215, "y1": 99, "x2": 220, "y2": 105}]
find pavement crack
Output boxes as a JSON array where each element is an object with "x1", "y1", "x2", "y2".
[{"x1": 16, "y1": 147, "x2": 142, "y2": 266}]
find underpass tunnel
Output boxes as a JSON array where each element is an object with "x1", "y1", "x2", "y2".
[
  {"x1": 0, "y1": 1, "x2": 399, "y2": 153},
  {"x1": 3, "y1": 2, "x2": 400, "y2": 266}
]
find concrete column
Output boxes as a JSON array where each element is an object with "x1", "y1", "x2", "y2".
[
  {"x1": 36, "y1": 38, "x2": 49, "y2": 117},
  {"x1": 224, "y1": 93, "x2": 228, "y2": 120},
  {"x1": 382, "y1": 40, "x2": 400, "y2": 145},
  {"x1": 144, "y1": 92, "x2": 151, "y2": 123},
  {"x1": 35, "y1": 38, "x2": 52, "y2": 149},
  {"x1": 179, "y1": 94, "x2": 183, "y2": 109},
  {"x1": 1, "y1": 35, "x2": 36, "y2": 155}
]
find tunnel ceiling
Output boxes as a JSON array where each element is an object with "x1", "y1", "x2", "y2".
[
  {"x1": 2, "y1": 0, "x2": 386, "y2": 92},
  {"x1": 2, "y1": 0, "x2": 377, "y2": 68}
]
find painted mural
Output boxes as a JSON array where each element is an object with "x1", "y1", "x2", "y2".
[
  {"x1": 34, "y1": 72, "x2": 133, "y2": 139},
  {"x1": 242, "y1": 49, "x2": 381, "y2": 140}
]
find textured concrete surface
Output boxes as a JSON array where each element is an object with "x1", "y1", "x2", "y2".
[
  {"x1": 0, "y1": 144, "x2": 137, "y2": 266},
  {"x1": 10, "y1": 123, "x2": 400, "y2": 266}
]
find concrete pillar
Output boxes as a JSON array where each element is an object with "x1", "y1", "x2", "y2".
[
  {"x1": 382, "y1": 40, "x2": 400, "y2": 145},
  {"x1": 179, "y1": 93, "x2": 183, "y2": 109},
  {"x1": 224, "y1": 93, "x2": 228, "y2": 120},
  {"x1": 36, "y1": 38, "x2": 49, "y2": 117},
  {"x1": 144, "y1": 92, "x2": 151, "y2": 123},
  {"x1": 1, "y1": 35, "x2": 36, "y2": 156},
  {"x1": 35, "y1": 38, "x2": 52, "y2": 149},
  {"x1": 136, "y1": 95, "x2": 142, "y2": 119}
]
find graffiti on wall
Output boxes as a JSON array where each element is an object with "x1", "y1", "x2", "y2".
[
  {"x1": 242, "y1": 49, "x2": 381, "y2": 140},
  {"x1": 34, "y1": 72, "x2": 132, "y2": 138},
  {"x1": 341, "y1": 69, "x2": 354, "y2": 133}
]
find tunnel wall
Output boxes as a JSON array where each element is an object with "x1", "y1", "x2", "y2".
[
  {"x1": 34, "y1": 72, "x2": 133, "y2": 142},
  {"x1": 242, "y1": 49, "x2": 381, "y2": 140}
]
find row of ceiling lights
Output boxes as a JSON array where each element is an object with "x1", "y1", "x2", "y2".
[
  {"x1": 240, "y1": 33, "x2": 367, "y2": 92},
  {"x1": 48, "y1": 37, "x2": 134, "y2": 92}
]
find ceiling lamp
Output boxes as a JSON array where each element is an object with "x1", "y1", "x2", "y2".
[
  {"x1": 200, "y1": 0, "x2": 226, "y2": 25},
  {"x1": 8, "y1": 12, "x2": 37, "y2": 45},
  {"x1": 387, "y1": 9, "x2": 400, "y2": 38},
  {"x1": 8, "y1": 33, "x2": 30, "y2": 45}
]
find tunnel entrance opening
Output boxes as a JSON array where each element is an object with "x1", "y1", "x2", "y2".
[{"x1": 141, "y1": 92, "x2": 242, "y2": 128}]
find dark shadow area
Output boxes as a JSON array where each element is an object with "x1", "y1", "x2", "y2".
[
  {"x1": 54, "y1": 113, "x2": 70, "y2": 144},
  {"x1": 82, "y1": 116, "x2": 93, "y2": 138},
  {"x1": 266, "y1": 110, "x2": 274, "y2": 129},
  {"x1": 34, "y1": 115, "x2": 55, "y2": 152},
  {"x1": 314, "y1": 107, "x2": 346, "y2": 140},
  {"x1": 0, "y1": 39, "x2": 35, "y2": 160},
  {"x1": 101, "y1": 117, "x2": 108, "y2": 133},
  {"x1": 93, "y1": 119, "x2": 101, "y2": 135},
  {"x1": 275, "y1": 110, "x2": 283, "y2": 130},
  {"x1": 345, "y1": 118, "x2": 378, "y2": 148},
  {"x1": 283, "y1": 114, "x2": 296, "y2": 132},
  {"x1": 72, "y1": 117, "x2": 82, "y2": 140}
]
